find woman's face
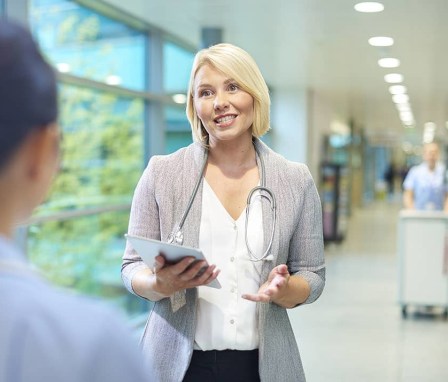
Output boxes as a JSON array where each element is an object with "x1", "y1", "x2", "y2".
[{"x1": 193, "y1": 64, "x2": 254, "y2": 146}]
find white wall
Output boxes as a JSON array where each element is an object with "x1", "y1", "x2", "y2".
[
  {"x1": 271, "y1": 88, "x2": 309, "y2": 164},
  {"x1": 308, "y1": 90, "x2": 333, "y2": 179},
  {"x1": 271, "y1": 88, "x2": 335, "y2": 182}
]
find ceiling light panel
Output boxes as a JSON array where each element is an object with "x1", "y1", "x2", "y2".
[
  {"x1": 378, "y1": 58, "x2": 400, "y2": 68},
  {"x1": 392, "y1": 94, "x2": 409, "y2": 103},
  {"x1": 368, "y1": 36, "x2": 394, "y2": 46},
  {"x1": 384, "y1": 73, "x2": 403, "y2": 83},
  {"x1": 354, "y1": 2, "x2": 384, "y2": 13},
  {"x1": 389, "y1": 85, "x2": 407, "y2": 95}
]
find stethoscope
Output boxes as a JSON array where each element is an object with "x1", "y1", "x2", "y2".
[{"x1": 167, "y1": 146, "x2": 276, "y2": 262}]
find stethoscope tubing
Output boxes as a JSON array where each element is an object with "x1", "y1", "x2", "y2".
[
  {"x1": 168, "y1": 145, "x2": 276, "y2": 262},
  {"x1": 244, "y1": 186, "x2": 276, "y2": 262}
]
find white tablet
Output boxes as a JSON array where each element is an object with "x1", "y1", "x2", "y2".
[{"x1": 125, "y1": 234, "x2": 221, "y2": 289}]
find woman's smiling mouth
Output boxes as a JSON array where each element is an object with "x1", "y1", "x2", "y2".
[{"x1": 214, "y1": 114, "x2": 237, "y2": 126}]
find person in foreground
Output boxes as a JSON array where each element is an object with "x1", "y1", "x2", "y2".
[
  {"x1": 0, "y1": 20, "x2": 149, "y2": 382},
  {"x1": 403, "y1": 141, "x2": 448, "y2": 211},
  {"x1": 122, "y1": 43, "x2": 325, "y2": 381}
]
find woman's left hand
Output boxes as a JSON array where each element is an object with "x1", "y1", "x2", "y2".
[{"x1": 242, "y1": 264, "x2": 290, "y2": 304}]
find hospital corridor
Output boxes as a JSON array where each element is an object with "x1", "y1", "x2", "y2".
[
  {"x1": 3, "y1": 1, "x2": 448, "y2": 381},
  {"x1": 289, "y1": 199, "x2": 448, "y2": 382}
]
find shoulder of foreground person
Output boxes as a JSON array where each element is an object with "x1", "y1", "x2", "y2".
[{"x1": 1, "y1": 276, "x2": 151, "y2": 382}]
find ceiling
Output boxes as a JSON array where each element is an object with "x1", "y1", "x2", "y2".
[{"x1": 112, "y1": 0, "x2": 448, "y2": 147}]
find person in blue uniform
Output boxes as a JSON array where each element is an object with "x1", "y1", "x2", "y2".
[
  {"x1": 0, "y1": 20, "x2": 150, "y2": 382},
  {"x1": 403, "y1": 142, "x2": 448, "y2": 211}
]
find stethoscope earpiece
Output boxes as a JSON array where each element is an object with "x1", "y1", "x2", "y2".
[{"x1": 264, "y1": 254, "x2": 274, "y2": 261}]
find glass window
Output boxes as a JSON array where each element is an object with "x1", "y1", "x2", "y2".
[
  {"x1": 27, "y1": 1, "x2": 148, "y2": 318},
  {"x1": 29, "y1": 0, "x2": 147, "y2": 91},
  {"x1": 25, "y1": 0, "x2": 199, "y2": 319},
  {"x1": 163, "y1": 41, "x2": 194, "y2": 94},
  {"x1": 35, "y1": 84, "x2": 145, "y2": 215},
  {"x1": 163, "y1": 42, "x2": 194, "y2": 153},
  {"x1": 164, "y1": 105, "x2": 192, "y2": 153},
  {"x1": 28, "y1": 209, "x2": 149, "y2": 317}
]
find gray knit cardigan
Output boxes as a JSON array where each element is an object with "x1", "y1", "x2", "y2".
[{"x1": 122, "y1": 138, "x2": 325, "y2": 382}]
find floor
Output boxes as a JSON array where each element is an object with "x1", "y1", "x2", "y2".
[{"x1": 288, "y1": 199, "x2": 448, "y2": 382}]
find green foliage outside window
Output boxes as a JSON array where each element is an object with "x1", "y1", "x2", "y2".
[
  {"x1": 28, "y1": 85, "x2": 145, "y2": 315},
  {"x1": 45, "y1": 85, "x2": 144, "y2": 211},
  {"x1": 27, "y1": 0, "x2": 149, "y2": 316}
]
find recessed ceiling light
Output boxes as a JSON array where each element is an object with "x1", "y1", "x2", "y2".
[
  {"x1": 378, "y1": 58, "x2": 400, "y2": 68},
  {"x1": 424, "y1": 122, "x2": 436, "y2": 130},
  {"x1": 56, "y1": 63, "x2": 71, "y2": 73},
  {"x1": 105, "y1": 75, "x2": 122, "y2": 86},
  {"x1": 396, "y1": 103, "x2": 411, "y2": 112},
  {"x1": 354, "y1": 2, "x2": 384, "y2": 13},
  {"x1": 172, "y1": 93, "x2": 187, "y2": 104},
  {"x1": 384, "y1": 73, "x2": 403, "y2": 83},
  {"x1": 389, "y1": 85, "x2": 407, "y2": 95},
  {"x1": 400, "y1": 111, "x2": 414, "y2": 122},
  {"x1": 368, "y1": 36, "x2": 394, "y2": 46},
  {"x1": 392, "y1": 94, "x2": 409, "y2": 103}
]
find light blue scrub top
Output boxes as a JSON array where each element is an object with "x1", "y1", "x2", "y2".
[
  {"x1": 403, "y1": 162, "x2": 447, "y2": 210},
  {"x1": 0, "y1": 236, "x2": 149, "y2": 382}
]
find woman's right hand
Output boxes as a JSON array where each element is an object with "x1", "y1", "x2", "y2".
[{"x1": 148, "y1": 254, "x2": 220, "y2": 298}]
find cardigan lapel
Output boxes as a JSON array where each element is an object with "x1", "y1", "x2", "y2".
[
  {"x1": 182, "y1": 143, "x2": 207, "y2": 248},
  {"x1": 254, "y1": 139, "x2": 281, "y2": 282},
  {"x1": 170, "y1": 143, "x2": 207, "y2": 312}
]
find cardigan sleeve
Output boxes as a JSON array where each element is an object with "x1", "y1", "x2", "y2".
[
  {"x1": 121, "y1": 157, "x2": 161, "y2": 296},
  {"x1": 287, "y1": 164, "x2": 325, "y2": 305}
]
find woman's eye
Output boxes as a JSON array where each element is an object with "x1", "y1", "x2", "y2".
[
  {"x1": 199, "y1": 89, "x2": 212, "y2": 97},
  {"x1": 228, "y1": 83, "x2": 239, "y2": 91}
]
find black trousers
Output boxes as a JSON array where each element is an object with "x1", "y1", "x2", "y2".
[{"x1": 183, "y1": 349, "x2": 260, "y2": 382}]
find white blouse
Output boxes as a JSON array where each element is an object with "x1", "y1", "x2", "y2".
[{"x1": 194, "y1": 179, "x2": 264, "y2": 351}]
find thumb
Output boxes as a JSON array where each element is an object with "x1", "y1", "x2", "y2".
[
  {"x1": 275, "y1": 264, "x2": 289, "y2": 275},
  {"x1": 153, "y1": 254, "x2": 166, "y2": 273}
]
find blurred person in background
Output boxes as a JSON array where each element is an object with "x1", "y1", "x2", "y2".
[
  {"x1": 384, "y1": 162, "x2": 396, "y2": 197},
  {"x1": 402, "y1": 142, "x2": 448, "y2": 211},
  {"x1": 0, "y1": 20, "x2": 149, "y2": 382}
]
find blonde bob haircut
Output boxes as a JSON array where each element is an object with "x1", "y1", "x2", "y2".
[{"x1": 186, "y1": 43, "x2": 271, "y2": 146}]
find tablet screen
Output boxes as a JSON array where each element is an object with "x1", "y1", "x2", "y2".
[{"x1": 125, "y1": 234, "x2": 221, "y2": 289}]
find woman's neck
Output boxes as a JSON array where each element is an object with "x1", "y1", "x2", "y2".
[{"x1": 207, "y1": 139, "x2": 257, "y2": 171}]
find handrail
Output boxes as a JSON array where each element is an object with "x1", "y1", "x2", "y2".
[
  {"x1": 58, "y1": 72, "x2": 179, "y2": 105},
  {"x1": 21, "y1": 203, "x2": 131, "y2": 226}
]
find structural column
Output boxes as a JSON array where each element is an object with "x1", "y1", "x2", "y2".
[{"x1": 201, "y1": 27, "x2": 222, "y2": 48}]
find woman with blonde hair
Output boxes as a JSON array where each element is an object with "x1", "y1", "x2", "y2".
[{"x1": 123, "y1": 43, "x2": 325, "y2": 381}]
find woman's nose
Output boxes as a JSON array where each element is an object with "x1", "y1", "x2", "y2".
[{"x1": 214, "y1": 92, "x2": 229, "y2": 110}]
